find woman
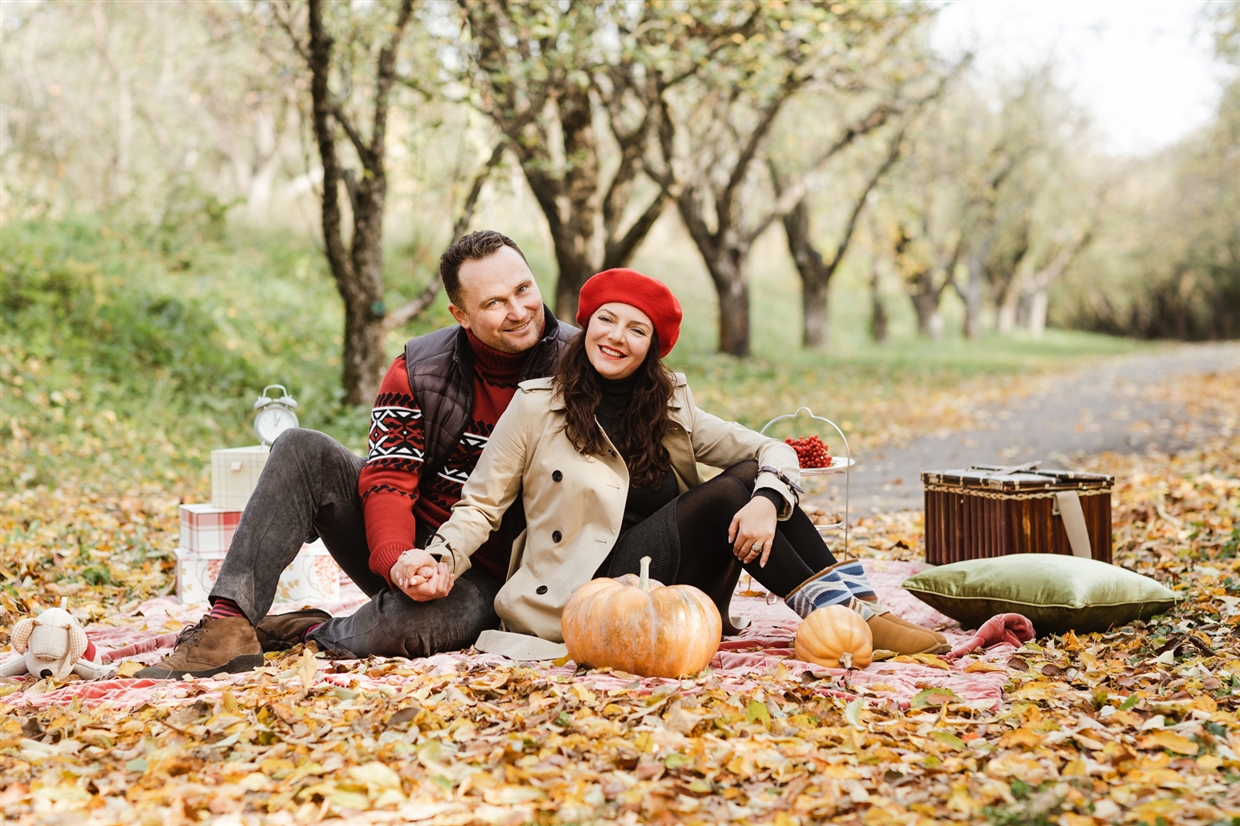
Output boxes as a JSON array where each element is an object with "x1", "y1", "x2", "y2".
[{"x1": 392, "y1": 269, "x2": 946, "y2": 658}]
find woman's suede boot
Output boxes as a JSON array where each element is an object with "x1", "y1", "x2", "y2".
[
  {"x1": 785, "y1": 567, "x2": 946, "y2": 656},
  {"x1": 827, "y1": 559, "x2": 947, "y2": 645}
]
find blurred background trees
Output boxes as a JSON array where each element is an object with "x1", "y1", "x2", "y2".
[{"x1": 2, "y1": 0, "x2": 1236, "y2": 403}]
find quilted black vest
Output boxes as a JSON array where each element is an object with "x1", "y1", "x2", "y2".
[{"x1": 403, "y1": 306, "x2": 575, "y2": 482}]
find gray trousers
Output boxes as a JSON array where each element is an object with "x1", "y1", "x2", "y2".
[{"x1": 209, "y1": 429, "x2": 502, "y2": 657}]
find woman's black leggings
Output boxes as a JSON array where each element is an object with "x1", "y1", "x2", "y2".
[{"x1": 672, "y1": 460, "x2": 837, "y2": 598}]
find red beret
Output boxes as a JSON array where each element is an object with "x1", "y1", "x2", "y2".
[{"x1": 576, "y1": 268, "x2": 683, "y2": 358}]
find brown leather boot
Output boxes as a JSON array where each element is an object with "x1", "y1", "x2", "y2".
[
  {"x1": 135, "y1": 616, "x2": 263, "y2": 679},
  {"x1": 255, "y1": 609, "x2": 332, "y2": 652},
  {"x1": 824, "y1": 559, "x2": 947, "y2": 644}
]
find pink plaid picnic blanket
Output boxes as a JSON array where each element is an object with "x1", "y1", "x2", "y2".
[{"x1": 2, "y1": 560, "x2": 1016, "y2": 711}]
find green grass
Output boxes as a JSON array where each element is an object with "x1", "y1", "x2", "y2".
[{"x1": 1, "y1": 215, "x2": 1150, "y2": 493}]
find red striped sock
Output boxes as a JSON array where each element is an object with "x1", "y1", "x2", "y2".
[
  {"x1": 301, "y1": 623, "x2": 324, "y2": 642},
  {"x1": 208, "y1": 598, "x2": 245, "y2": 620}
]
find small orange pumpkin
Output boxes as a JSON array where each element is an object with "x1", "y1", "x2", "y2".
[
  {"x1": 562, "y1": 556, "x2": 722, "y2": 678},
  {"x1": 794, "y1": 604, "x2": 873, "y2": 670}
]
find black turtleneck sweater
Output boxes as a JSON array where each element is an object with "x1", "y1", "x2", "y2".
[{"x1": 595, "y1": 374, "x2": 679, "y2": 532}]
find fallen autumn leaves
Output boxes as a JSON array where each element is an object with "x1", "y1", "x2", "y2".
[{"x1": 2, "y1": 370, "x2": 1238, "y2": 825}]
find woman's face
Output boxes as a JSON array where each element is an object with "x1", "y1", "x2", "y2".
[{"x1": 585, "y1": 302, "x2": 654, "y2": 380}]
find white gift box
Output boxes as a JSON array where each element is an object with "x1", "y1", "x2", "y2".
[
  {"x1": 175, "y1": 539, "x2": 342, "y2": 605},
  {"x1": 179, "y1": 504, "x2": 242, "y2": 554},
  {"x1": 211, "y1": 445, "x2": 270, "y2": 511}
]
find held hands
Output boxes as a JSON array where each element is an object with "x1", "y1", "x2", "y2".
[
  {"x1": 728, "y1": 496, "x2": 778, "y2": 567},
  {"x1": 390, "y1": 549, "x2": 455, "y2": 602}
]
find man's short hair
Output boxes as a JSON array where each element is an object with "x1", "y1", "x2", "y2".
[{"x1": 439, "y1": 230, "x2": 529, "y2": 306}]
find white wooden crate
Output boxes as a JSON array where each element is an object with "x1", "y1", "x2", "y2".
[{"x1": 210, "y1": 445, "x2": 270, "y2": 511}]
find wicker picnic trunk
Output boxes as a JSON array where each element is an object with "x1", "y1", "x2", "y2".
[{"x1": 922, "y1": 466, "x2": 1114, "y2": 565}]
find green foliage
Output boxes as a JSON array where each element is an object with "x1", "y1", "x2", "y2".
[
  {"x1": 1055, "y1": 75, "x2": 1240, "y2": 340},
  {"x1": 3, "y1": 217, "x2": 1145, "y2": 496},
  {"x1": 2, "y1": 215, "x2": 258, "y2": 396},
  {"x1": 1, "y1": 216, "x2": 375, "y2": 492}
]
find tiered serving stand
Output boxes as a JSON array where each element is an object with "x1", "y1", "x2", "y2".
[
  {"x1": 761, "y1": 406, "x2": 854, "y2": 553},
  {"x1": 738, "y1": 408, "x2": 853, "y2": 604}
]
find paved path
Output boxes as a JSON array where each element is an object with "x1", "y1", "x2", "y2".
[{"x1": 831, "y1": 342, "x2": 1239, "y2": 514}]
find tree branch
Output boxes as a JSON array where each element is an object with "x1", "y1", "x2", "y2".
[
  {"x1": 368, "y1": 0, "x2": 414, "y2": 165},
  {"x1": 306, "y1": 0, "x2": 354, "y2": 296},
  {"x1": 829, "y1": 126, "x2": 908, "y2": 271},
  {"x1": 270, "y1": 0, "x2": 310, "y2": 64},
  {"x1": 717, "y1": 75, "x2": 803, "y2": 229},
  {"x1": 382, "y1": 142, "x2": 506, "y2": 332}
]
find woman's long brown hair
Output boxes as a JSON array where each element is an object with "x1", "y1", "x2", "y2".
[{"x1": 553, "y1": 329, "x2": 674, "y2": 487}]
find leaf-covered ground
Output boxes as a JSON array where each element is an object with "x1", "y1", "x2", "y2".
[{"x1": 1, "y1": 367, "x2": 1238, "y2": 825}]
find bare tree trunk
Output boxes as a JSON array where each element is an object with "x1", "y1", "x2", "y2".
[
  {"x1": 961, "y1": 248, "x2": 987, "y2": 339},
  {"x1": 911, "y1": 289, "x2": 944, "y2": 341},
  {"x1": 246, "y1": 108, "x2": 282, "y2": 222},
  {"x1": 782, "y1": 193, "x2": 834, "y2": 349},
  {"x1": 707, "y1": 253, "x2": 752, "y2": 358},
  {"x1": 1027, "y1": 289, "x2": 1050, "y2": 337},
  {"x1": 775, "y1": 127, "x2": 906, "y2": 351},
  {"x1": 996, "y1": 293, "x2": 1020, "y2": 335},
  {"x1": 869, "y1": 266, "x2": 888, "y2": 344},
  {"x1": 303, "y1": 0, "x2": 414, "y2": 405},
  {"x1": 802, "y1": 275, "x2": 831, "y2": 350}
]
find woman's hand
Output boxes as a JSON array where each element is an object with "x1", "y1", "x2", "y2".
[
  {"x1": 390, "y1": 549, "x2": 455, "y2": 602},
  {"x1": 728, "y1": 496, "x2": 778, "y2": 566}
]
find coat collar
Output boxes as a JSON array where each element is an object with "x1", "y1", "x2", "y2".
[{"x1": 543, "y1": 372, "x2": 687, "y2": 412}]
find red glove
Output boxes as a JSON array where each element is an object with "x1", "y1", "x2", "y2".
[{"x1": 945, "y1": 613, "x2": 1035, "y2": 659}]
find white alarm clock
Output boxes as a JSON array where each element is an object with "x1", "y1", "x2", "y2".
[{"x1": 253, "y1": 384, "x2": 299, "y2": 446}]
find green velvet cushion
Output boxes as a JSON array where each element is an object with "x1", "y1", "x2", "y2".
[{"x1": 902, "y1": 555, "x2": 1180, "y2": 635}]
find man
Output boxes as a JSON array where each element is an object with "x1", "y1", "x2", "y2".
[{"x1": 138, "y1": 230, "x2": 574, "y2": 678}]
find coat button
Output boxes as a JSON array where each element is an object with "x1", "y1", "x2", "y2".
[
  {"x1": 552, "y1": 470, "x2": 563, "y2": 482},
  {"x1": 552, "y1": 531, "x2": 562, "y2": 542},
  {"x1": 608, "y1": 450, "x2": 616, "y2": 456},
  {"x1": 536, "y1": 585, "x2": 548, "y2": 595}
]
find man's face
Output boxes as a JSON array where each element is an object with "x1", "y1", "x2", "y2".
[{"x1": 449, "y1": 245, "x2": 544, "y2": 354}]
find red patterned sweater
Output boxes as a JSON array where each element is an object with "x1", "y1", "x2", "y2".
[{"x1": 359, "y1": 330, "x2": 529, "y2": 585}]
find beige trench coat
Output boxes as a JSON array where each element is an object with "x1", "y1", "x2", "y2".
[{"x1": 427, "y1": 373, "x2": 801, "y2": 659}]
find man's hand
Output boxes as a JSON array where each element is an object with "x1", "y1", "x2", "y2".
[
  {"x1": 390, "y1": 549, "x2": 455, "y2": 602},
  {"x1": 728, "y1": 496, "x2": 778, "y2": 567}
]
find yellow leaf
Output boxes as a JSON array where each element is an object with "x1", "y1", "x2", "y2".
[
  {"x1": 116, "y1": 661, "x2": 143, "y2": 678},
  {"x1": 298, "y1": 648, "x2": 317, "y2": 690},
  {"x1": 349, "y1": 762, "x2": 402, "y2": 790},
  {"x1": 1125, "y1": 768, "x2": 1187, "y2": 788},
  {"x1": 1062, "y1": 758, "x2": 1088, "y2": 777},
  {"x1": 1138, "y1": 730, "x2": 1198, "y2": 755},
  {"x1": 900, "y1": 653, "x2": 951, "y2": 670},
  {"x1": 1059, "y1": 814, "x2": 1095, "y2": 826},
  {"x1": 962, "y1": 660, "x2": 1006, "y2": 673},
  {"x1": 482, "y1": 785, "x2": 545, "y2": 804},
  {"x1": 1197, "y1": 754, "x2": 1224, "y2": 770},
  {"x1": 998, "y1": 728, "x2": 1044, "y2": 748},
  {"x1": 1190, "y1": 694, "x2": 1217, "y2": 713}
]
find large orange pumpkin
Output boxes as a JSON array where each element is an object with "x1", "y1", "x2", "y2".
[
  {"x1": 794, "y1": 604, "x2": 873, "y2": 670},
  {"x1": 562, "y1": 556, "x2": 722, "y2": 678}
]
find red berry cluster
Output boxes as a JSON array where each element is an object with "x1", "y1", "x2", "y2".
[{"x1": 785, "y1": 435, "x2": 831, "y2": 468}]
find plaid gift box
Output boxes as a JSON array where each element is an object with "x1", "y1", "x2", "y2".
[
  {"x1": 175, "y1": 539, "x2": 342, "y2": 605},
  {"x1": 211, "y1": 445, "x2": 270, "y2": 511},
  {"x1": 178, "y1": 504, "x2": 242, "y2": 554}
]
